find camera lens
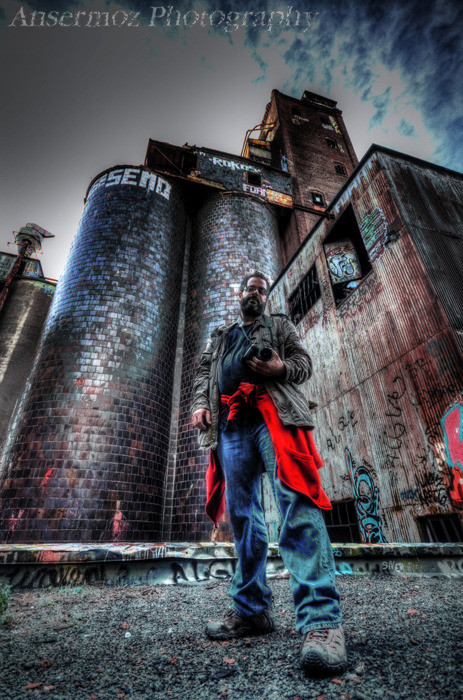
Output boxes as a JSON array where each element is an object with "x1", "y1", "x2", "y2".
[{"x1": 259, "y1": 347, "x2": 273, "y2": 362}]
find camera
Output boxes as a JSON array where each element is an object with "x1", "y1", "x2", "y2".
[{"x1": 243, "y1": 344, "x2": 273, "y2": 363}]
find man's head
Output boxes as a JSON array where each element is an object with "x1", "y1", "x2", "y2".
[{"x1": 238, "y1": 270, "x2": 270, "y2": 319}]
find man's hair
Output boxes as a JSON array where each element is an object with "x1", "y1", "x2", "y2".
[{"x1": 239, "y1": 270, "x2": 270, "y2": 292}]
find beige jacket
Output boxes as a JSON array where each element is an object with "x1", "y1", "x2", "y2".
[{"x1": 191, "y1": 313, "x2": 316, "y2": 449}]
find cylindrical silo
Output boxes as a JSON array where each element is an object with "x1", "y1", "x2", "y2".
[
  {"x1": 0, "y1": 165, "x2": 186, "y2": 543},
  {"x1": 171, "y1": 191, "x2": 283, "y2": 540},
  {"x1": 0, "y1": 278, "x2": 56, "y2": 453}
]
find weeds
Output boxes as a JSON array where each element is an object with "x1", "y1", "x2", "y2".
[{"x1": 0, "y1": 582, "x2": 12, "y2": 625}]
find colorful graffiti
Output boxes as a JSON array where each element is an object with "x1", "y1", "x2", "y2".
[
  {"x1": 441, "y1": 403, "x2": 463, "y2": 509},
  {"x1": 325, "y1": 242, "x2": 362, "y2": 284},
  {"x1": 359, "y1": 207, "x2": 388, "y2": 262},
  {"x1": 345, "y1": 449, "x2": 387, "y2": 543}
]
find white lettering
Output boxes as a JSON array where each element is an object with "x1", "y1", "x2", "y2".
[
  {"x1": 211, "y1": 156, "x2": 260, "y2": 173},
  {"x1": 112, "y1": 10, "x2": 128, "y2": 27},
  {"x1": 252, "y1": 11, "x2": 266, "y2": 28},
  {"x1": 88, "y1": 169, "x2": 171, "y2": 200},
  {"x1": 183, "y1": 10, "x2": 199, "y2": 27},
  {"x1": 105, "y1": 169, "x2": 124, "y2": 187},
  {"x1": 166, "y1": 6, "x2": 181, "y2": 27},
  {"x1": 242, "y1": 11, "x2": 254, "y2": 26},
  {"x1": 224, "y1": 11, "x2": 240, "y2": 32},
  {"x1": 121, "y1": 168, "x2": 139, "y2": 185},
  {"x1": 149, "y1": 6, "x2": 166, "y2": 26},
  {"x1": 303, "y1": 11, "x2": 319, "y2": 32},
  {"x1": 156, "y1": 177, "x2": 171, "y2": 200},
  {"x1": 139, "y1": 171, "x2": 158, "y2": 191},
  {"x1": 59, "y1": 11, "x2": 73, "y2": 27},
  {"x1": 267, "y1": 10, "x2": 285, "y2": 32},
  {"x1": 86, "y1": 11, "x2": 109, "y2": 27},
  {"x1": 73, "y1": 11, "x2": 86, "y2": 27},
  {"x1": 209, "y1": 10, "x2": 225, "y2": 26},
  {"x1": 33, "y1": 11, "x2": 47, "y2": 26},
  {"x1": 9, "y1": 7, "x2": 29, "y2": 27},
  {"x1": 127, "y1": 11, "x2": 140, "y2": 27},
  {"x1": 47, "y1": 10, "x2": 58, "y2": 26}
]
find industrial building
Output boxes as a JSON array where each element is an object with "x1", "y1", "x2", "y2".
[{"x1": 0, "y1": 89, "x2": 462, "y2": 546}]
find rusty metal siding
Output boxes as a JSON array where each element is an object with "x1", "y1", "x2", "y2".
[
  {"x1": 267, "y1": 151, "x2": 463, "y2": 543},
  {"x1": 379, "y1": 152, "x2": 463, "y2": 336}
]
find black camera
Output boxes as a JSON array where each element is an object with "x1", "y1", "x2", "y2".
[{"x1": 243, "y1": 344, "x2": 273, "y2": 363}]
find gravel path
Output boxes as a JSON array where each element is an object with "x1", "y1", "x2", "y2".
[{"x1": 0, "y1": 575, "x2": 462, "y2": 699}]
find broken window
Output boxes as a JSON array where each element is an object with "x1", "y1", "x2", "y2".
[
  {"x1": 312, "y1": 191, "x2": 325, "y2": 207},
  {"x1": 326, "y1": 138, "x2": 339, "y2": 150},
  {"x1": 247, "y1": 172, "x2": 262, "y2": 187},
  {"x1": 323, "y1": 205, "x2": 372, "y2": 305},
  {"x1": 324, "y1": 499, "x2": 361, "y2": 543},
  {"x1": 287, "y1": 264, "x2": 321, "y2": 325},
  {"x1": 417, "y1": 515, "x2": 463, "y2": 543},
  {"x1": 334, "y1": 163, "x2": 347, "y2": 175}
]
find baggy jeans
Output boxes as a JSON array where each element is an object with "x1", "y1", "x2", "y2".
[{"x1": 216, "y1": 411, "x2": 342, "y2": 634}]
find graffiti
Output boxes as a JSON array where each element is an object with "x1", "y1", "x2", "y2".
[
  {"x1": 400, "y1": 471, "x2": 448, "y2": 507},
  {"x1": 325, "y1": 243, "x2": 361, "y2": 284},
  {"x1": 242, "y1": 182, "x2": 267, "y2": 198},
  {"x1": 338, "y1": 411, "x2": 358, "y2": 431},
  {"x1": 441, "y1": 404, "x2": 463, "y2": 509},
  {"x1": 425, "y1": 423, "x2": 442, "y2": 448},
  {"x1": 326, "y1": 412, "x2": 358, "y2": 451},
  {"x1": 87, "y1": 167, "x2": 171, "y2": 201},
  {"x1": 404, "y1": 356, "x2": 432, "y2": 383},
  {"x1": 346, "y1": 449, "x2": 387, "y2": 543},
  {"x1": 359, "y1": 207, "x2": 388, "y2": 262},
  {"x1": 337, "y1": 272, "x2": 381, "y2": 319},
  {"x1": 211, "y1": 156, "x2": 260, "y2": 173},
  {"x1": 381, "y1": 375, "x2": 407, "y2": 470}
]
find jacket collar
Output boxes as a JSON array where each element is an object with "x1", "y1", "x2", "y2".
[{"x1": 236, "y1": 314, "x2": 271, "y2": 329}]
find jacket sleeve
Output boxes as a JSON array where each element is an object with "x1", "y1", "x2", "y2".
[
  {"x1": 279, "y1": 317, "x2": 312, "y2": 385},
  {"x1": 191, "y1": 336, "x2": 214, "y2": 415}
]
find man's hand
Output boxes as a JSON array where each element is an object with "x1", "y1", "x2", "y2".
[
  {"x1": 192, "y1": 408, "x2": 211, "y2": 431},
  {"x1": 247, "y1": 349, "x2": 285, "y2": 378}
]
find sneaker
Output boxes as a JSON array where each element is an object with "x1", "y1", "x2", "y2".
[
  {"x1": 206, "y1": 609, "x2": 275, "y2": 640},
  {"x1": 300, "y1": 626, "x2": 348, "y2": 676}
]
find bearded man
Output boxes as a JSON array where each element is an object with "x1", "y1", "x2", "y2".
[{"x1": 191, "y1": 271, "x2": 347, "y2": 676}]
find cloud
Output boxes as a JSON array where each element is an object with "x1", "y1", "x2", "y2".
[
  {"x1": 369, "y1": 87, "x2": 392, "y2": 129},
  {"x1": 396, "y1": 119, "x2": 417, "y2": 138}
]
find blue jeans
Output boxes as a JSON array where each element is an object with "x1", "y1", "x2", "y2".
[{"x1": 216, "y1": 411, "x2": 342, "y2": 634}]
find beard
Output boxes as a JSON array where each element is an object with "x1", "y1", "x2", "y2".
[{"x1": 240, "y1": 296, "x2": 266, "y2": 317}]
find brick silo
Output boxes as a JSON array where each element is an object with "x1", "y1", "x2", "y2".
[
  {"x1": 170, "y1": 191, "x2": 283, "y2": 541},
  {"x1": 0, "y1": 166, "x2": 186, "y2": 543}
]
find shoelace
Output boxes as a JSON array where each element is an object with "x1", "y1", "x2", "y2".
[{"x1": 307, "y1": 629, "x2": 330, "y2": 641}]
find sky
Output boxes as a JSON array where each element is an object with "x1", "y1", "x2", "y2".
[{"x1": 0, "y1": 0, "x2": 462, "y2": 280}]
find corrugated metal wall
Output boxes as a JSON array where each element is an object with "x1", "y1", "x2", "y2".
[{"x1": 268, "y1": 152, "x2": 463, "y2": 543}]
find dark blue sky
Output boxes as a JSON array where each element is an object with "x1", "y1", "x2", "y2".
[{"x1": 1, "y1": 0, "x2": 461, "y2": 278}]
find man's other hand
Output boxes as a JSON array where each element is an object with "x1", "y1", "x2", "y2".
[
  {"x1": 247, "y1": 349, "x2": 285, "y2": 378},
  {"x1": 192, "y1": 408, "x2": 211, "y2": 431}
]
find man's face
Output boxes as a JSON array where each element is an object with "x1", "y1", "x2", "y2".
[{"x1": 238, "y1": 276, "x2": 268, "y2": 317}]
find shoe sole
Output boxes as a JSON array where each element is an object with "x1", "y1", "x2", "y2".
[
  {"x1": 301, "y1": 652, "x2": 348, "y2": 677},
  {"x1": 206, "y1": 623, "x2": 275, "y2": 641}
]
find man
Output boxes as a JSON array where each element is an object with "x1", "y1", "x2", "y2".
[{"x1": 191, "y1": 271, "x2": 347, "y2": 677}]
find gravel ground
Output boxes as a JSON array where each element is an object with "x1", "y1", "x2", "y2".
[{"x1": 0, "y1": 575, "x2": 462, "y2": 700}]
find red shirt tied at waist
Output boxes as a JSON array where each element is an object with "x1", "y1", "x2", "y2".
[{"x1": 206, "y1": 382, "x2": 332, "y2": 525}]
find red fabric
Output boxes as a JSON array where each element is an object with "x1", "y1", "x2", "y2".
[{"x1": 205, "y1": 382, "x2": 332, "y2": 525}]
